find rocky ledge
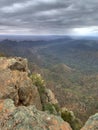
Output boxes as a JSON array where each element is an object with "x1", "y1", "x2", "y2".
[{"x1": 0, "y1": 57, "x2": 72, "y2": 130}]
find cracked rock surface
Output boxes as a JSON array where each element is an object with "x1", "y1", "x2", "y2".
[{"x1": 0, "y1": 57, "x2": 42, "y2": 109}]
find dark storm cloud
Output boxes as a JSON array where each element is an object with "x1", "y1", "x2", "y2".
[{"x1": 0, "y1": 0, "x2": 98, "y2": 34}]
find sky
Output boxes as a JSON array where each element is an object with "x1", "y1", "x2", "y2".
[{"x1": 0, "y1": 0, "x2": 98, "y2": 35}]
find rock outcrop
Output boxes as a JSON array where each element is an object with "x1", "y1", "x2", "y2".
[
  {"x1": 30, "y1": 73, "x2": 59, "y2": 114},
  {"x1": 0, "y1": 99, "x2": 72, "y2": 130},
  {"x1": 0, "y1": 57, "x2": 72, "y2": 130},
  {"x1": 81, "y1": 113, "x2": 98, "y2": 130},
  {"x1": 44, "y1": 88, "x2": 58, "y2": 104},
  {"x1": 0, "y1": 57, "x2": 42, "y2": 109}
]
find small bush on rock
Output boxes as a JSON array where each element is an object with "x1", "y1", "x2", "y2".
[
  {"x1": 61, "y1": 108, "x2": 82, "y2": 130},
  {"x1": 30, "y1": 73, "x2": 46, "y2": 87}
]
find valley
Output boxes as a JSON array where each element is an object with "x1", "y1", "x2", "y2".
[{"x1": 0, "y1": 37, "x2": 98, "y2": 123}]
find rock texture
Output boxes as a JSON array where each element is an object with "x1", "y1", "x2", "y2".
[
  {"x1": 0, "y1": 99, "x2": 72, "y2": 130},
  {"x1": 44, "y1": 88, "x2": 58, "y2": 104},
  {"x1": 0, "y1": 57, "x2": 42, "y2": 109},
  {"x1": 81, "y1": 113, "x2": 98, "y2": 130},
  {"x1": 0, "y1": 57, "x2": 72, "y2": 130}
]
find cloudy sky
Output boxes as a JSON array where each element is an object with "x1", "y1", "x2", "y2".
[{"x1": 0, "y1": 0, "x2": 98, "y2": 35}]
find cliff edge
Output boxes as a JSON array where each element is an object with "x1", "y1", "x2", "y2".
[{"x1": 0, "y1": 57, "x2": 72, "y2": 130}]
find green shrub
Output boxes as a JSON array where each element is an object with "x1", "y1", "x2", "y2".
[
  {"x1": 30, "y1": 73, "x2": 46, "y2": 87},
  {"x1": 53, "y1": 103, "x2": 60, "y2": 113},
  {"x1": 43, "y1": 103, "x2": 56, "y2": 114},
  {"x1": 30, "y1": 73, "x2": 46, "y2": 96},
  {"x1": 43, "y1": 103, "x2": 60, "y2": 115},
  {"x1": 30, "y1": 73, "x2": 46, "y2": 107},
  {"x1": 61, "y1": 108, "x2": 82, "y2": 130}
]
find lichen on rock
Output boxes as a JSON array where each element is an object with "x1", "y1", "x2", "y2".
[{"x1": 0, "y1": 99, "x2": 72, "y2": 130}]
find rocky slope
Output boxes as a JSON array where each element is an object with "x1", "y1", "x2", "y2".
[
  {"x1": 0, "y1": 56, "x2": 72, "y2": 130},
  {"x1": 81, "y1": 113, "x2": 98, "y2": 130}
]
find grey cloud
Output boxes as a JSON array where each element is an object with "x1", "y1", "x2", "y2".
[{"x1": 0, "y1": 0, "x2": 98, "y2": 34}]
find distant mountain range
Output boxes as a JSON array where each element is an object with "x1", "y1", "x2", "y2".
[
  {"x1": 1, "y1": 34, "x2": 98, "y2": 41},
  {"x1": 0, "y1": 37, "x2": 98, "y2": 73},
  {"x1": 0, "y1": 34, "x2": 72, "y2": 41}
]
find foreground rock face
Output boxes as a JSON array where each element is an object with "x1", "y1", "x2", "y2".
[
  {"x1": 0, "y1": 57, "x2": 42, "y2": 109},
  {"x1": 0, "y1": 57, "x2": 73, "y2": 130},
  {"x1": 81, "y1": 113, "x2": 98, "y2": 130},
  {"x1": 0, "y1": 99, "x2": 72, "y2": 130}
]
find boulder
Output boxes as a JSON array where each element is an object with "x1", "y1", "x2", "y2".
[
  {"x1": 81, "y1": 113, "x2": 98, "y2": 130},
  {"x1": 0, "y1": 99, "x2": 72, "y2": 130},
  {"x1": 44, "y1": 88, "x2": 58, "y2": 104},
  {"x1": 0, "y1": 57, "x2": 42, "y2": 109}
]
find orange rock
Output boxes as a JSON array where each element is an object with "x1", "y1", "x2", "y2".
[
  {"x1": 0, "y1": 99, "x2": 72, "y2": 130},
  {"x1": 0, "y1": 57, "x2": 42, "y2": 110}
]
